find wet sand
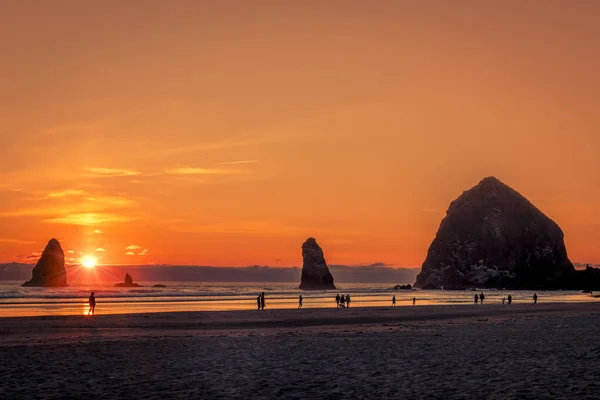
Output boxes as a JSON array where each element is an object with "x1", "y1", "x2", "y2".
[{"x1": 2, "y1": 303, "x2": 600, "y2": 399}]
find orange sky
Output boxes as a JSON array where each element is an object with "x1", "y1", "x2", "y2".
[{"x1": 0, "y1": 1, "x2": 599, "y2": 267}]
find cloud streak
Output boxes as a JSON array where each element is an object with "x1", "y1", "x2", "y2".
[
  {"x1": 164, "y1": 137, "x2": 276, "y2": 155},
  {"x1": 165, "y1": 167, "x2": 247, "y2": 175},
  {"x1": 0, "y1": 238, "x2": 35, "y2": 245},
  {"x1": 43, "y1": 213, "x2": 136, "y2": 226},
  {"x1": 216, "y1": 160, "x2": 259, "y2": 165},
  {"x1": 85, "y1": 167, "x2": 140, "y2": 177}
]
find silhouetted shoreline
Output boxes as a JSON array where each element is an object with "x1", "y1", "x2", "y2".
[{"x1": 1, "y1": 303, "x2": 600, "y2": 399}]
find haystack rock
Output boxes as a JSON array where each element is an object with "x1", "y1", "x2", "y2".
[
  {"x1": 115, "y1": 273, "x2": 141, "y2": 287},
  {"x1": 299, "y1": 238, "x2": 336, "y2": 290},
  {"x1": 415, "y1": 177, "x2": 575, "y2": 290},
  {"x1": 22, "y1": 238, "x2": 67, "y2": 287}
]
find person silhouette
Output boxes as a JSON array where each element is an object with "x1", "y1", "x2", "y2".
[
  {"x1": 257, "y1": 295, "x2": 261, "y2": 310},
  {"x1": 335, "y1": 293, "x2": 340, "y2": 308},
  {"x1": 298, "y1": 295, "x2": 303, "y2": 309},
  {"x1": 507, "y1": 294, "x2": 512, "y2": 305},
  {"x1": 474, "y1": 293, "x2": 479, "y2": 304},
  {"x1": 346, "y1": 294, "x2": 351, "y2": 308},
  {"x1": 88, "y1": 292, "x2": 96, "y2": 315},
  {"x1": 480, "y1": 292, "x2": 485, "y2": 304},
  {"x1": 261, "y1": 292, "x2": 265, "y2": 310},
  {"x1": 340, "y1": 295, "x2": 346, "y2": 308},
  {"x1": 502, "y1": 297, "x2": 506, "y2": 305},
  {"x1": 412, "y1": 297, "x2": 416, "y2": 305},
  {"x1": 392, "y1": 295, "x2": 396, "y2": 306},
  {"x1": 533, "y1": 293, "x2": 538, "y2": 304}
]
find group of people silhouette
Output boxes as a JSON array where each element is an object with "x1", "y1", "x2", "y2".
[
  {"x1": 476, "y1": 293, "x2": 539, "y2": 305},
  {"x1": 256, "y1": 292, "x2": 266, "y2": 310},
  {"x1": 335, "y1": 293, "x2": 352, "y2": 308},
  {"x1": 86, "y1": 290, "x2": 542, "y2": 316}
]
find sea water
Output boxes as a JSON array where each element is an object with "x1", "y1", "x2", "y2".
[{"x1": 0, "y1": 281, "x2": 597, "y2": 317}]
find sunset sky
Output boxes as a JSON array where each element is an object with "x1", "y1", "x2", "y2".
[{"x1": 1, "y1": 1, "x2": 599, "y2": 268}]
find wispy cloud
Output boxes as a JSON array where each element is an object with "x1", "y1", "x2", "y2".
[
  {"x1": 138, "y1": 249, "x2": 149, "y2": 256},
  {"x1": 173, "y1": 221, "x2": 309, "y2": 235},
  {"x1": 43, "y1": 213, "x2": 136, "y2": 226},
  {"x1": 125, "y1": 245, "x2": 142, "y2": 250},
  {"x1": 125, "y1": 251, "x2": 135, "y2": 256},
  {"x1": 165, "y1": 167, "x2": 247, "y2": 175},
  {"x1": 164, "y1": 137, "x2": 275, "y2": 155},
  {"x1": 216, "y1": 160, "x2": 259, "y2": 165},
  {"x1": 47, "y1": 190, "x2": 88, "y2": 198},
  {"x1": 0, "y1": 238, "x2": 35, "y2": 245},
  {"x1": 25, "y1": 252, "x2": 42, "y2": 261},
  {"x1": 95, "y1": 248, "x2": 106, "y2": 252},
  {"x1": 94, "y1": 229, "x2": 103, "y2": 234},
  {"x1": 34, "y1": 120, "x2": 103, "y2": 139},
  {"x1": 85, "y1": 167, "x2": 139, "y2": 177}
]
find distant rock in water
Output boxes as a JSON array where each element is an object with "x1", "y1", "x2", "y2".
[
  {"x1": 22, "y1": 238, "x2": 67, "y2": 287},
  {"x1": 415, "y1": 177, "x2": 575, "y2": 290},
  {"x1": 152, "y1": 284, "x2": 167, "y2": 288},
  {"x1": 299, "y1": 238, "x2": 336, "y2": 290},
  {"x1": 393, "y1": 284, "x2": 412, "y2": 290},
  {"x1": 115, "y1": 273, "x2": 142, "y2": 287}
]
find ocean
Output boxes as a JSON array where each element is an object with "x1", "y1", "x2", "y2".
[{"x1": 0, "y1": 281, "x2": 597, "y2": 317}]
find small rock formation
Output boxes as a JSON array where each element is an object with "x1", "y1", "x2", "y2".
[
  {"x1": 152, "y1": 284, "x2": 167, "y2": 288},
  {"x1": 415, "y1": 177, "x2": 575, "y2": 290},
  {"x1": 299, "y1": 238, "x2": 336, "y2": 290},
  {"x1": 22, "y1": 238, "x2": 68, "y2": 287},
  {"x1": 393, "y1": 284, "x2": 412, "y2": 290},
  {"x1": 572, "y1": 265, "x2": 600, "y2": 292},
  {"x1": 115, "y1": 273, "x2": 142, "y2": 287}
]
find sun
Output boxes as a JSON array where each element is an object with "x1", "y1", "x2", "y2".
[{"x1": 81, "y1": 256, "x2": 97, "y2": 269}]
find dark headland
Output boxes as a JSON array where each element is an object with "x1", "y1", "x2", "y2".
[{"x1": 415, "y1": 177, "x2": 600, "y2": 290}]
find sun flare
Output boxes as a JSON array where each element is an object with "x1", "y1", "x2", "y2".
[{"x1": 81, "y1": 256, "x2": 97, "y2": 269}]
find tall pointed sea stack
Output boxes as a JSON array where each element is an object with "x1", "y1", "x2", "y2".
[
  {"x1": 299, "y1": 238, "x2": 336, "y2": 290},
  {"x1": 415, "y1": 177, "x2": 575, "y2": 289},
  {"x1": 22, "y1": 238, "x2": 68, "y2": 287}
]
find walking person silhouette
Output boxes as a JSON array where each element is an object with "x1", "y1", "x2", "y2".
[
  {"x1": 298, "y1": 295, "x2": 303, "y2": 309},
  {"x1": 88, "y1": 292, "x2": 96, "y2": 315}
]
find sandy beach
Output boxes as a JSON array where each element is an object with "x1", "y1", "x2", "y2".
[{"x1": 2, "y1": 303, "x2": 600, "y2": 399}]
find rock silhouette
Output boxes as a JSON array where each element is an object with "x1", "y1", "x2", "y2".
[
  {"x1": 115, "y1": 273, "x2": 141, "y2": 287},
  {"x1": 22, "y1": 238, "x2": 67, "y2": 287},
  {"x1": 299, "y1": 238, "x2": 336, "y2": 290},
  {"x1": 415, "y1": 177, "x2": 575, "y2": 289}
]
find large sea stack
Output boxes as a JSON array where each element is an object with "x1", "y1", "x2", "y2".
[
  {"x1": 22, "y1": 238, "x2": 68, "y2": 287},
  {"x1": 299, "y1": 238, "x2": 336, "y2": 290},
  {"x1": 415, "y1": 177, "x2": 576, "y2": 290}
]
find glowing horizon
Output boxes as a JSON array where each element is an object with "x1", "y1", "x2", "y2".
[{"x1": 1, "y1": 1, "x2": 599, "y2": 267}]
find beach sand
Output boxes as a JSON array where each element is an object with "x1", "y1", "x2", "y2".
[{"x1": 2, "y1": 303, "x2": 600, "y2": 399}]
